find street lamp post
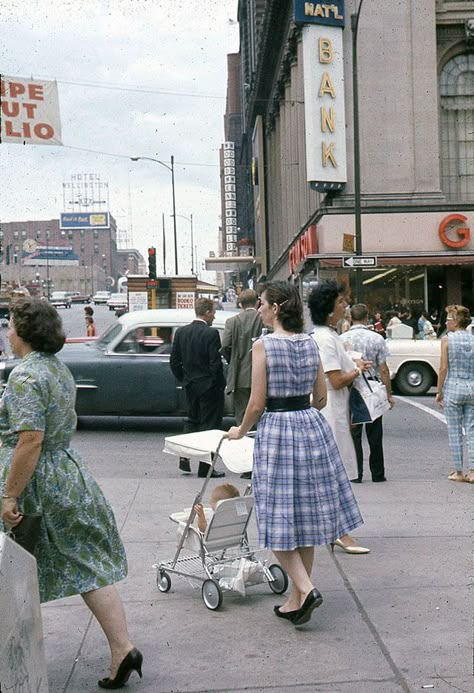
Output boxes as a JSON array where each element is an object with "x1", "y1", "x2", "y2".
[
  {"x1": 175, "y1": 213, "x2": 194, "y2": 275},
  {"x1": 351, "y1": 0, "x2": 365, "y2": 303},
  {"x1": 130, "y1": 155, "x2": 178, "y2": 275}
]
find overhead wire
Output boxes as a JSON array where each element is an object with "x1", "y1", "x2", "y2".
[{"x1": 38, "y1": 76, "x2": 226, "y2": 100}]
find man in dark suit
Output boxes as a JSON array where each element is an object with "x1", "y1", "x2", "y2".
[{"x1": 170, "y1": 297, "x2": 226, "y2": 478}]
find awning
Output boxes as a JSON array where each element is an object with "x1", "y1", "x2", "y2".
[
  {"x1": 205, "y1": 256, "x2": 261, "y2": 272},
  {"x1": 196, "y1": 280, "x2": 220, "y2": 295},
  {"x1": 308, "y1": 253, "x2": 474, "y2": 269}
]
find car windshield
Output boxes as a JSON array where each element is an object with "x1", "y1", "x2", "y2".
[{"x1": 96, "y1": 323, "x2": 122, "y2": 351}]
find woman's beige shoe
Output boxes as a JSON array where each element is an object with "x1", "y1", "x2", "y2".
[
  {"x1": 448, "y1": 471, "x2": 466, "y2": 482},
  {"x1": 331, "y1": 538, "x2": 370, "y2": 555},
  {"x1": 464, "y1": 471, "x2": 474, "y2": 484}
]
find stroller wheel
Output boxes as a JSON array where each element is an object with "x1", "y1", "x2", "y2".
[
  {"x1": 157, "y1": 570, "x2": 171, "y2": 593},
  {"x1": 201, "y1": 579, "x2": 223, "y2": 610},
  {"x1": 268, "y1": 564, "x2": 289, "y2": 594}
]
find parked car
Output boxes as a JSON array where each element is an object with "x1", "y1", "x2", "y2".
[
  {"x1": 107, "y1": 293, "x2": 128, "y2": 311},
  {"x1": 91, "y1": 290, "x2": 111, "y2": 305},
  {"x1": 50, "y1": 291, "x2": 72, "y2": 309},
  {"x1": 66, "y1": 291, "x2": 91, "y2": 304},
  {"x1": 0, "y1": 308, "x2": 238, "y2": 419},
  {"x1": 386, "y1": 321, "x2": 473, "y2": 395}
]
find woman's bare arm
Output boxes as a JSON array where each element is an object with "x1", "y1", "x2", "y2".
[{"x1": 312, "y1": 362, "x2": 327, "y2": 410}]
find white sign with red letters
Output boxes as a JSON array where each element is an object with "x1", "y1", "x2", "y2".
[{"x1": 1, "y1": 75, "x2": 62, "y2": 146}]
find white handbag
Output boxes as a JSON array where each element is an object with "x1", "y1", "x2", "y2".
[{"x1": 351, "y1": 371, "x2": 390, "y2": 423}]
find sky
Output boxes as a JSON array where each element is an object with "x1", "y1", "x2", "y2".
[{"x1": 0, "y1": 0, "x2": 239, "y2": 280}]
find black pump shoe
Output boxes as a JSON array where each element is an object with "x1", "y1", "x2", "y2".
[{"x1": 98, "y1": 648, "x2": 143, "y2": 689}]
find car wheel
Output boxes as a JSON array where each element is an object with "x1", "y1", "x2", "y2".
[{"x1": 395, "y1": 363, "x2": 433, "y2": 395}]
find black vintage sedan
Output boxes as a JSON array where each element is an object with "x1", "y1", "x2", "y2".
[{"x1": 0, "y1": 309, "x2": 238, "y2": 418}]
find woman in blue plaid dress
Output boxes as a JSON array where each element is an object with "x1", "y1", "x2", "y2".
[
  {"x1": 436, "y1": 304, "x2": 474, "y2": 483},
  {"x1": 227, "y1": 282, "x2": 364, "y2": 627}
]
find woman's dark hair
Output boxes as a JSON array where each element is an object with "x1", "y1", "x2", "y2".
[
  {"x1": 261, "y1": 281, "x2": 303, "y2": 333},
  {"x1": 10, "y1": 298, "x2": 66, "y2": 354},
  {"x1": 308, "y1": 279, "x2": 345, "y2": 326}
]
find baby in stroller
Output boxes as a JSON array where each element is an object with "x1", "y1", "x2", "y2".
[{"x1": 193, "y1": 483, "x2": 240, "y2": 533}]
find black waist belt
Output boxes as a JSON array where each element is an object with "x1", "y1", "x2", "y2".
[{"x1": 266, "y1": 395, "x2": 311, "y2": 412}]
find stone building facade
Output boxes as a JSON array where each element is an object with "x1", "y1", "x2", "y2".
[{"x1": 236, "y1": 0, "x2": 474, "y2": 316}]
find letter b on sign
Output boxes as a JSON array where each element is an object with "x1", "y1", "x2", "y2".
[{"x1": 319, "y1": 38, "x2": 333, "y2": 64}]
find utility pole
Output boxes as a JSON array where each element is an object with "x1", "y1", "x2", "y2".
[{"x1": 351, "y1": 1, "x2": 365, "y2": 303}]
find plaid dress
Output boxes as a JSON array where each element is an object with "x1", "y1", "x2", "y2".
[{"x1": 253, "y1": 334, "x2": 363, "y2": 551}]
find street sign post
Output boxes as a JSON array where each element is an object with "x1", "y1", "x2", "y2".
[{"x1": 342, "y1": 256, "x2": 377, "y2": 268}]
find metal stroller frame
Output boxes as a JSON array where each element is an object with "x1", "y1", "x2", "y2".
[{"x1": 155, "y1": 433, "x2": 288, "y2": 610}]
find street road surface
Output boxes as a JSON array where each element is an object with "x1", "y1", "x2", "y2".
[
  {"x1": 2, "y1": 301, "x2": 470, "y2": 691},
  {"x1": 39, "y1": 394, "x2": 472, "y2": 692}
]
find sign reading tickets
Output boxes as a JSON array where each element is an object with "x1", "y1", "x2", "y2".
[
  {"x1": 1, "y1": 75, "x2": 62, "y2": 146},
  {"x1": 301, "y1": 7, "x2": 347, "y2": 191},
  {"x1": 60, "y1": 212, "x2": 110, "y2": 229},
  {"x1": 176, "y1": 292, "x2": 195, "y2": 310}
]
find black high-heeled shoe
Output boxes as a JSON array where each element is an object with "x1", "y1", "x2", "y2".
[
  {"x1": 273, "y1": 605, "x2": 299, "y2": 621},
  {"x1": 98, "y1": 648, "x2": 143, "y2": 689},
  {"x1": 290, "y1": 588, "x2": 323, "y2": 626}
]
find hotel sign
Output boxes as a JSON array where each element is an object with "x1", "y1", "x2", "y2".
[{"x1": 300, "y1": 1, "x2": 347, "y2": 192}]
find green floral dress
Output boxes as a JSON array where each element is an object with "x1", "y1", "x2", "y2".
[{"x1": 0, "y1": 351, "x2": 127, "y2": 603}]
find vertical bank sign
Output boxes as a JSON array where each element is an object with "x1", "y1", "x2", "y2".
[
  {"x1": 0, "y1": 75, "x2": 63, "y2": 146},
  {"x1": 295, "y1": 2, "x2": 346, "y2": 192}
]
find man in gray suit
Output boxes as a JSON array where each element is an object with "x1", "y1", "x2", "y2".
[{"x1": 221, "y1": 290, "x2": 263, "y2": 479}]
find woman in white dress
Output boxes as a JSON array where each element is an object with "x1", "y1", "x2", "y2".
[{"x1": 309, "y1": 280, "x2": 370, "y2": 555}]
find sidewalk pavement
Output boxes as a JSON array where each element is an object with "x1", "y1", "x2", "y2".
[{"x1": 41, "y1": 403, "x2": 473, "y2": 693}]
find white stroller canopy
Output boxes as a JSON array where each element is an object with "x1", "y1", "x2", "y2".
[{"x1": 163, "y1": 430, "x2": 253, "y2": 474}]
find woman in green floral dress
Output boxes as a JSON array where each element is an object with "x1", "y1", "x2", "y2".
[{"x1": 0, "y1": 298, "x2": 143, "y2": 689}]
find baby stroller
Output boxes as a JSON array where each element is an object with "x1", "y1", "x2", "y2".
[{"x1": 154, "y1": 430, "x2": 288, "y2": 610}]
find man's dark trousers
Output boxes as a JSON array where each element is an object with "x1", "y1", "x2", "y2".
[
  {"x1": 183, "y1": 383, "x2": 224, "y2": 475},
  {"x1": 351, "y1": 416, "x2": 385, "y2": 481},
  {"x1": 185, "y1": 382, "x2": 224, "y2": 432}
]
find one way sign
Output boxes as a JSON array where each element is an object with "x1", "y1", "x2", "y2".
[{"x1": 342, "y1": 256, "x2": 377, "y2": 268}]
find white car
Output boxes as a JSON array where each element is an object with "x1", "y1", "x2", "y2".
[
  {"x1": 387, "y1": 321, "x2": 473, "y2": 395},
  {"x1": 107, "y1": 293, "x2": 128, "y2": 311},
  {"x1": 50, "y1": 291, "x2": 72, "y2": 309},
  {"x1": 92, "y1": 291, "x2": 111, "y2": 305}
]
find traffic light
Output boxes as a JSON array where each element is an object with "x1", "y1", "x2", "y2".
[{"x1": 148, "y1": 247, "x2": 157, "y2": 279}]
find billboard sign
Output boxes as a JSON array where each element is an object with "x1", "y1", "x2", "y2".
[
  {"x1": 1, "y1": 75, "x2": 62, "y2": 146},
  {"x1": 22, "y1": 246, "x2": 79, "y2": 266},
  {"x1": 60, "y1": 212, "x2": 110, "y2": 229}
]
